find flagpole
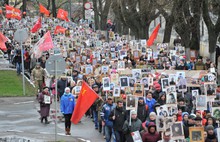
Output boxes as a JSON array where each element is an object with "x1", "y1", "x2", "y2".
[
  {"x1": 55, "y1": 60, "x2": 58, "y2": 141},
  {"x1": 21, "y1": 41, "x2": 26, "y2": 96}
]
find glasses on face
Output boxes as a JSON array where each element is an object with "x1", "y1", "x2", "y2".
[{"x1": 108, "y1": 98, "x2": 112, "y2": 100}]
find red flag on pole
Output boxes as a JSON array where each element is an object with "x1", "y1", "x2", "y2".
[
  {"x1": 39, "y1": 3, "x2": 50, "y2": 17},
  {"x1": 31, "y1": 17, "x2": 42, "y2": 33},
  {"x1": 57, "y1": 9, "x2": 69, "y2": 22},
  {"x1": 5, "y1": 5, "x2": 21, "y2": 20},
  {"x1": 0, "y1": 32, "x2": 8, "y2": 51},
  {"x1": 147, "y1": 24, "x2": 160, "y2": 47},
  {"x1": 54, "y1": 25, "x2": 66, "y2": 35},
  {"x1": 35, "y1": 31, "x2": 54, "y2": 52},
  {"x1": 71, "y1": 81, "x2": 99, "y2": 124}
]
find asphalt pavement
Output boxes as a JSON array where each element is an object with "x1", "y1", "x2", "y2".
[{"x1": 0, "y1": 96, "x2": 105, "y2": 142}]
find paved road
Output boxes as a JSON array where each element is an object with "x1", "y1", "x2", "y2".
[{"x1": 0, "y1": 97, "x2": 105, "y2": 142}]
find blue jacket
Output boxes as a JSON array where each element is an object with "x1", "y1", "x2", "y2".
[
  {"x1": 60, "y1": 93, "x2": 75, "y2": 114},
  {"x1": 145, "y1": 98, "x2": 156, "y2": 113},
  {"x1": 101, "y1": 103, "x2": 115, "y2": 127}
]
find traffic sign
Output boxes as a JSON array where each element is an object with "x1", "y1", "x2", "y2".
[
  {"x1": 46, "y1": 55, "x2": 66, "y2": 75},
  {"x1": 84, "y1": 2, "x2": 92, "y2": 10},
  {"x1": 14, "y1": 29, "x2": 29, "y2": 43}
]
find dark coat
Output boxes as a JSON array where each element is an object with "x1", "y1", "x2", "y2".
[
  {"x1": 137, "y1": 102, "x2": 148, "y2": 122},
  {"x1": 57, "y1": 79, "x2": 69, "y2": 96},
  {"x1": 109, "y1": 106, "x2": 127, "y2": 131},
  {"x1": 38, "y1": 91, "x2": 52, "y2": 117}
]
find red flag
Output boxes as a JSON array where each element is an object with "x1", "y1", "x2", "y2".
[
  {"x1": 35, "y1": 31, "x2": 54, "y2": 52},
  {"x1": 54, "y1": 25, "x2": 66, "y2": 34},
  {"x1": 147, "y1": 24, "x2": 160, "y2": 47},
  {"x1": 71, "y1": 81, "x2": 99, "y2": 124},
  {"x1": 31, "y1": 17, "x2": 42, "y2": 33},
  {"x1": 0, "y1": 32, "x2": 8, "y2": 51},
  {"x1": 5, "y1": 5, "x2": 21, "y2": 20},
  {"x1": 57, "y1": 9, "x2": 69, "y2": 22},
  {"x1": 39, "y1": 4, "x2": 50, "y2": 17}
]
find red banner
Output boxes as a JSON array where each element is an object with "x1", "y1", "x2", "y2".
[
  {"x1": 31, "y1": 17, "x2": 42, "y2": 33},
  {"x1": 5, "y1": 5, "x2": 21, "y2": 20},
  {"x1": 71, "y1": 81, "x2": 99, "y2": 124},
  {"x1": 147, "y1": 24, "x2": 160, "y2": 47},
  {"x1": 39, "y1": 4, "x2": 50, "y2": 17},
  {"x1": 57, "y1": 9, "x2": 69, "y2": 22}
]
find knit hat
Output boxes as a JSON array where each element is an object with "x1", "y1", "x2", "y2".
[
  {"x1": 182, "y1": 112, "x2": 189, "y2": 118},
  {"x1": 149, "y1": 112, "x2": 156, "y2": 117},
  {"x1": 206, "y1": 125, "x2": 214, "y2": 131},
  {"x1": 130, "y1": 110, "x2": 137, "y2": 115},
  {"x1": 65, "y1": 87, "x2": 70, "y2": 92}
]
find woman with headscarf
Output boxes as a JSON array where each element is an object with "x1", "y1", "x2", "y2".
[{"x1": 38, "y1": 86, "x2": 52, "y2": 124}]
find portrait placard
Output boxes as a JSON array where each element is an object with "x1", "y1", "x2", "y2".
[
  {"x1": 102, "y1": 77, "x2": 110, "y2": 91},
  {"x1": 126, "y1": 95, "x2": 137, "y2": 110},
  {"x1": 120, "y1": 76, "x2": 129, "y2": 87},
  {"x1": 170, "y1": 122, "x2": 184, "y2": 140},
  {"x1": 113, "y1": 86, "x2": 120, "y2": 97},
  {"x1": 161, "y1": 78, "x2": 170, "y2": 91},
  {"x1": 189, "y1": 127, "x2": 204, "y2": 142},
  {"x1": 44, "y1": 95, "x2": 51, "y2": 104},
  {"x1": 156, "y1": 105, "x2": 169, "y2": 117},
  {"x1": 196, "y1": 95, "x2": 207, "y2": 110},
  {"x1": 156, "y1": 116, "x2": 166, "y2": 132},
  {"x1": 133, "y1": 83, "x2": 144, "y2": 97},
  {"x1": 85, "y1": 65, "x2": 93, "y2": 75},
  {"x1": 75, "y1": 86, "x2": 82, "y2": 94},
  {"x1": 133, "y1": 50, "x2": 140, "y2": 59},
  {"x1": 110, "y1": 73, "x2": 119, "y2": 85},
  {"x1": 212, "y1": 107, "x2": 220, "y2": 120}
]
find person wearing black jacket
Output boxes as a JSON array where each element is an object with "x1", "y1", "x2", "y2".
[
  {"x1": 13, "y1": 50, "x2": 22, "y2": 75},
  {"x1": 137, "y1": 97, "x2": 148, "y2": 122},
  {"x1": 109, "y1": 100, "x2": 127, "y2": 142},
  {"x1": 57, "y1": 76, "x2": 70, "y2": 100}
]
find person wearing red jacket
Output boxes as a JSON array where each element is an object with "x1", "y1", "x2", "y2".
[{"x1": 142, "y1": 122, "x2": 161, "y2": 142}]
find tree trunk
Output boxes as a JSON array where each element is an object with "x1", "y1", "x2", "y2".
[
  {"x1": 163, "y1": 16, "x2": 174, "y2": 43},
  {"x1": 208, "y1": 31, "x2": 218, "y2": 53},
  {"x1": 52, "y1": 0, "x2": 56, "y2": 17},
  {"x1": 100, "y1": 15, "x2": 107, "y2": 30},
  {"x1": 138, "y1": 26, "x2": 147, "y2": 39},
  {"x1": 47, "y1": 0, "x2": 50, "y2": 10},
  {"x1": 92, "y1": 0, "x2": 99, "y2": 30},
  {"x1": 22, "y1": 0, "x2": 26, "y2": 12}
]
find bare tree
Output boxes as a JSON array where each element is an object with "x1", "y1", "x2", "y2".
[
  {"x1": 173, "y1": 0, "x2": 202, "y2": 51},
  {"x1": 155, "y1": 0, "x2": 175, "y2": 43},
  {"x1": 202, "y1": 0, "x2": 220, "y2": 56},
  {"x1": 112, "y1": 0, "x2": 160, "y2": 39},
  {"x1": 92, "y1": 0, "x2": 112, "y2": 30}
]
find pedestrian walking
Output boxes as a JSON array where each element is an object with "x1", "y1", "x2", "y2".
[
  {"x1": 38, "y1": 86, "x2": 52, "y2": 124},
  {"x1": 31, "y1": 62, "x2": 46, "y2": 97},
  {"x1": 60, "y1": 87, "x2": 75, "y2": 135}
]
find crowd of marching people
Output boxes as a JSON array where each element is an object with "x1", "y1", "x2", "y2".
[{"x1": 1, "y1": 14, "x2": 220, "y2": 142}]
